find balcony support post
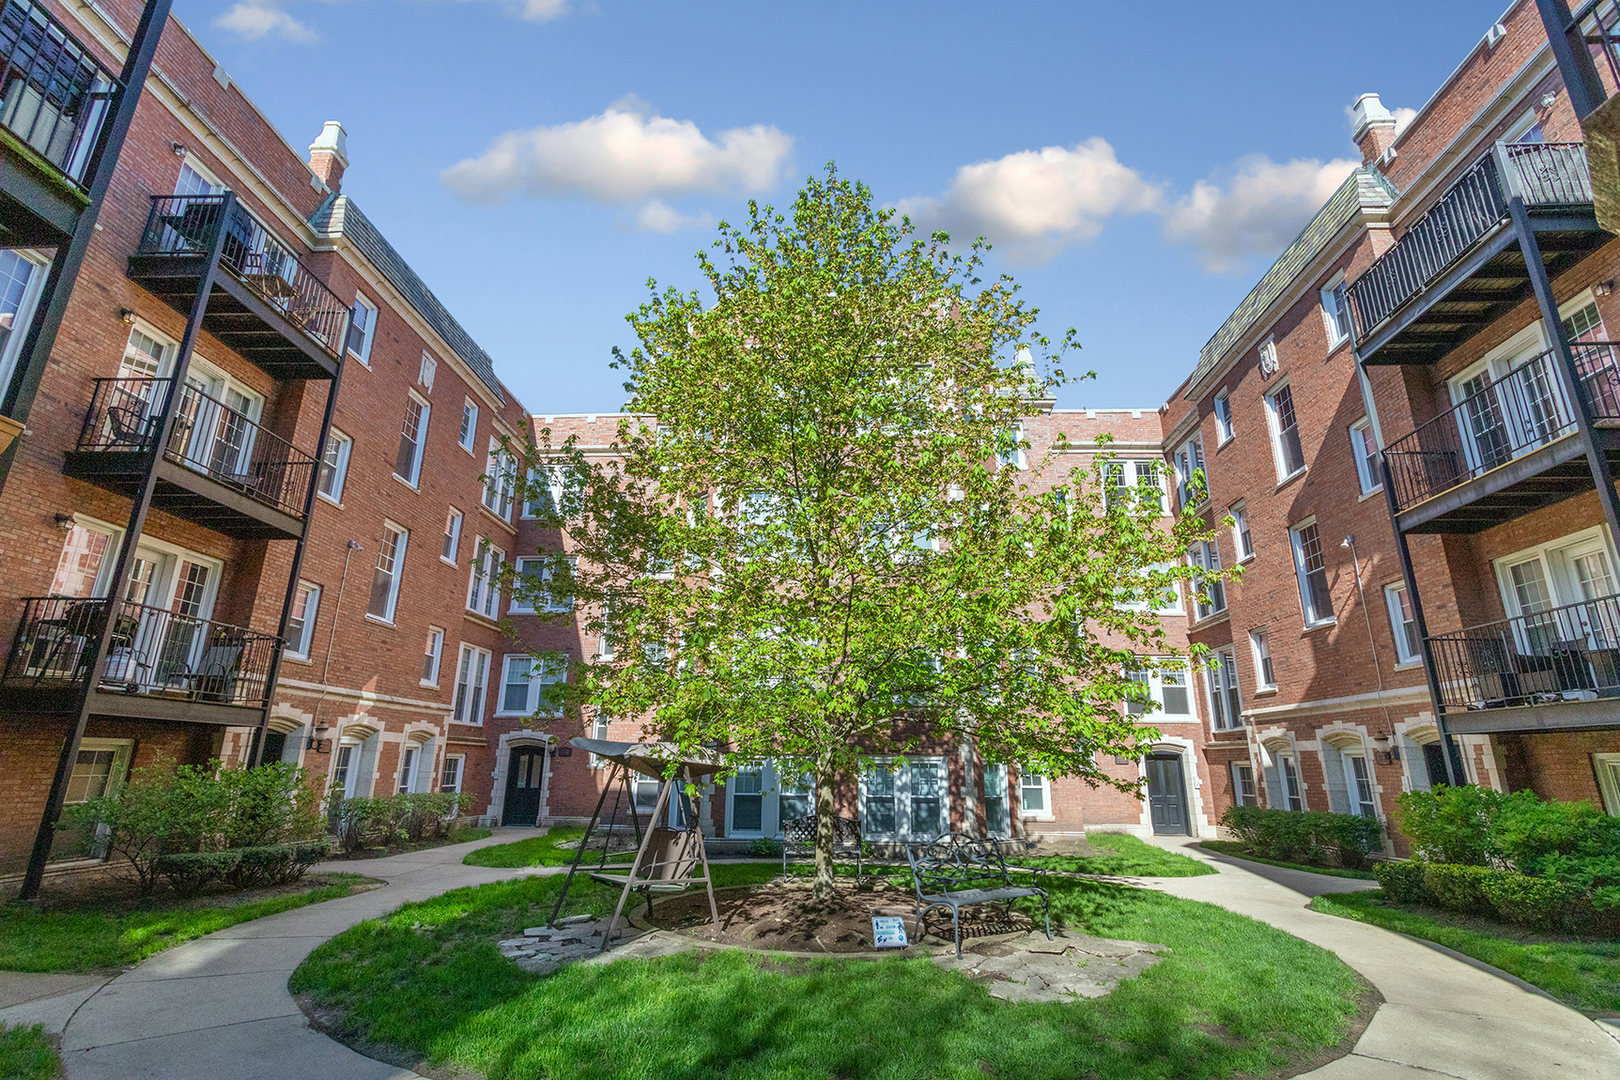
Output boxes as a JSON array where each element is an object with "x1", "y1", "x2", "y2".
[
  {"x1": 18, "y1": 192, "x2": 236, "y2": 902},
  {"x1": 248, "y1": 326, "x2": 349, "y2": 768},
  {"x1": 0, "y1": 0, "x2": 173, "y2": 492},
  {"x1": 1510, "y1": 196, "x2": 1620, "y2": 552},
  {"x1": 1534, "y1": 0, "x2": 1608, "y2": 123}
]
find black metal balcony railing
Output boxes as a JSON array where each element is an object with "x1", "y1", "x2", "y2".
[
  {"x1": 1382, "y1": 341, "x2": 1620, "y2": 512},
  {"x1": 0, "y1": 0, "x2": 119, "y2": 188},
  {"x1": 77, "y1": 377, "x2": 318, "y2": 519},
  {"x1": 2, "y1": 595, "x2": 278, "y2": 707},
  {"x1": 1346, "y1": 143, "x2": 1594, "y2": 342},
  {"x1": 1569, "y1": 2, "x2": 1620, "y2": 92},
  {"x1": 1428, "y1": 592, "x2": 1620, "y2": 711},
  {"x1": 135, "y1": 195, "x2": 347, "y2": 359}
]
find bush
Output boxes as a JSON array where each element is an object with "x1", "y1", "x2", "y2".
[
  {"x1": 335, "y1": 793, "x2": 470, "y2": 853},
  {"x1": 228, "y1": 839, "x2": 332, "y2": 888},
  {"x1": 62, "y1": 756, "x2": 208, "y2": 896},
  {"x1": 1394, "y1": 785, "x2": 1502, "y2": 866},
  {"x1": 1421, "y1": 863, "x2": 1492, "y2": 913},
  {"x1": 336, "y1": 798, "x2": 384, "y2": 853},
  {"x1": 156, "y1": 849, "x2": 242, "y2": 896},
  {"x1": 745, "y1": 837, "x2": 781, "y2": 858},
  {"x1": 1478, "y1": 870, "x2": 1583, "y2": 932},
  {"x1": 1374, "y1": 859, "x2": 1428, "y2": 903},
  {"x1": 1219, "y1": 806, "x2": 1384, "y2": 869}
]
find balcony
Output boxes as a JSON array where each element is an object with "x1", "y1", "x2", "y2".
[
  {"x1": 127, "y1": 195, "x2": 346, "y2": 381},
  {"x1": 1348, "y1": 142, "x2": 1607, "y2": 366},
  {"x1": 0, "y1": 0, "x2": 119, "y2": 245},
  {"x1": 0, "y1": 595, "x2": 278, "y2": 724},
  {"x1": 62, "y1": 377, "x2": 317, "y2": 539},
  {"x1": 1427, "y1": 592, "x2": 1620, "y2": 734},
  {"x1": 1382, "y1": 341, "x2": 1620, "y2": 532}
]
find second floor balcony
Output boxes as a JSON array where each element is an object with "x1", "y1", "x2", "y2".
[
  {"x1": 1348, "y1": 142, "x2": 1607, "y2": 366},
  {"x1": 62, "y1": 377, "x2": 317, "y2": 539},
  {"x1": 1427, "y1": 591, "x2": 1620, "y2": 735},
  {"x1": 127, "y1": 195, "x2": 347, "y2": 381},
  {"x1": 1382, "y1": 341, "x2": 1620, "y2": 531}
]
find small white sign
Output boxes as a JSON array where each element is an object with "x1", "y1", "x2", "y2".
[{"x1": 872, "y1": 916, "x2": 908, "y2": 948}]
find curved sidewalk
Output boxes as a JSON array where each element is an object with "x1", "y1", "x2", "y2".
[{"x1": 1144, "y1": 836, "x2": 1620, "y2": 1080}]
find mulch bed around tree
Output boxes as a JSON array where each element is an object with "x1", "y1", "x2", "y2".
[{"x1": 647, "y1": 882, "x2": 1038, "y2": 953}]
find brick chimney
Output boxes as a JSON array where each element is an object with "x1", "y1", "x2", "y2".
[
  {"x1": 1351, "y1": 93, "x2": 1397, "y2": 165},
  {"x1": 308, "y1": 120, "x2": 348, "y2": 193}
]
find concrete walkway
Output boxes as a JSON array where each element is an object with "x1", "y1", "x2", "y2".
[{"x1": 5, "y1": 829, "x2": 1617, "y2": 1079}]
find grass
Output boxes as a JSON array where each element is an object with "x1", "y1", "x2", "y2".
[
  {"x1": 1021, "y1": 833, "x2": 1216, "y2": 878},
  {"x1": 1311, "y1": 890, "x2": 1620, "y2": 1014},
  {"x1": 1199, "y1": 840, "x2": 1378, "y2": 881},
  {"x1": 293, "y1": 863, "x2": 1361, "y2": 1080},
  {"x1": 0, "y1": 873, "x2": 374, "y2": 974},
  {"x1": 335, "y1": 826, "x2": 493, "y2": 860},
  {"x1": 462, "y1": 825, "x2": 632, "y2": 868},
  {"x1": 0, "y1": 1024, "x2": 61, "y2": 1080}
]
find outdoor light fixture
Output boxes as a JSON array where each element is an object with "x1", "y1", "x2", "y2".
[
  {"x1": 53, "y1": 513, "x2": 74, "y2": 530},
  {"x1": 118, "y1": 307, "x2": 135, "y2": 324},
  {"x1": 306, "y1": 721, "x2": 332, "y2": 753},
  {"x1": 170, "y1": 141, "x2": 187, "y2": 157},
  {"x1": 1597, "y1": 281, "x2": 1615, "y2": 298},
  {"x1": 1372, "y1": 734, "x2": 1400, "y2": 764}
]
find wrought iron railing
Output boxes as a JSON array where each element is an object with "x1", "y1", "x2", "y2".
[
  {"x1": 1346, "y1": 143, "x2": 1593, "y2": 342},
  {"x1": 1428, "y1": 592, "x2": 1620, "y2": 711},
  {"x1": 1382, "y1": 341, "x2": 1620, "y2": 512},
  {"x1": 1569, "y1": 2, "x2": 1620, "y2": 92},
  {"x1": 77, "y1": 377, "x2": 317, "y2": 519},
  {"x1": 135, "y1": 194, "x2": 347, "y2": 359},
  {"x1": 2, "y1": 595, "x2": 278, "y2": 707},
  {"x1": 0, "y1": 0, "x2": 118, "y2": 188}
]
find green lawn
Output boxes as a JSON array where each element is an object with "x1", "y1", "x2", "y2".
[
  {"x1": 1199, "y1": 840, "x2": 1377, "y2": 881},
  {"x1": 293, "y1": 864, "x2": 1361, "y2": 1080},
  {"x1": 1311, "y1": 890, "x2": 1620, "y2": 1014},
  {"x1": 0, "y1": 874, "x2": 374, "y2": 974},
  {"x1": 1021, "y1": 833, "x2": 1215, "y2": 878},
  {"x1": 0, "y1": 1024, "x2": 62, "y2": 1080},
  {"x1": 462, "y1": 825, "x2": 635, "y2": 868}
]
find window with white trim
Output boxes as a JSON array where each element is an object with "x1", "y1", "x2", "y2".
[
  {"x1": 1207, "y1": 647, "x2": 1243, "y2": 730},
  {"x1": 394, "y1": 393, "x2": 429, "y2": 486},
  {"x1": 418, "y1": 352, "x2": 436, "y2": 393},
  {"x1": 1342, "y1": 751, "x2": 1377, "y2": 818},
  {"x1": 997, "y1": 425, "x2": 1026, "y2": 470},
  {"x1": 440, "y1": 754, "x2": 464, "y2": 794},
  {"x1": 459, "y1": 399, "x2": 478, "y2": 452},
  {"x1": 1321, "y1": 274, "x2": 1352, "y2": 349},
  {"x1": 442, "y1": 509, "x2": 462, "y2": 564},
  {"x1": 498, "y1": 654, "x2": 564, "y2": 717},
  {"x1": 1250, "y1": 629, "x2": 1275, "y2": 690},
  {"x1": 285, "y1": 582, "x2": 320, "y2": 659},
  {"x1": 1265, "y1": 381, "x2": 1306, "y2": 480},
  {"x1": 1174, "y1": 433, "x2": 1206, "y2": 509},
  {"x1": 1594, "y1": 753, "x2": 1620, "y2": 815},
  {"x1": 589, "y1": 715, "x2": 612, "y2": 767},
  {"x1": 422, "y1": 627, "x2": 444, "y2": 686},
  {"x1": 347, "y1": 294, "x2": 377, "y2": 363},
  {"x1": 0, "y1": 249, "x2": 47, "y2": 399},
  {"x1": 1278, "y1": 754, "x2": 1305, "y2": 810},
  {"x1": 1019, "y1": 768, "x2": 1051, "y2": 818},
  {"x1": 1230, "y1": 502, "x2": 1254, "y2": 561},
  {"x1": 1350, "y1": 418, "x2": 1382, "y2": 495},
  {"x1": 524, "y1": 465, "x2": 565, "y2": 519},
  {"x1": 367, "y1": 523, "x2": 407, "y2": 622},
  {"x1": 316, "y1": 429, "x2": 351, "y2": 503},
  {"x1": 482, "y1": 436, "x2": 516, "y2": 520},
  {"x1": 860, "y1": 758, "x2": 949, "y2": 838},
  {"x1": 1106, "y1": 458, "x2": 1165, "y2": 514},
  {"x1": 452, "y1": 644, "x2": 491, "y2": 724},
  {"x1": 65, "y1": 739, "x2": 133, "y2": 805},
  {"x1": 510, "y1": 555, "x2": 574, "y2": 614},
  {"x1": 1213, "y1": 389, "x2": 1234, "y2": 444},
  {"x1": 1290, "y1": 520, "x2": 1334, "y2": 626},
  {"x1": 466, "y1": 539, "x2": 504, "y2": 619},
  {"x1": 397, "y1": 745, "x2": 420, "y2": 794},
  {"x1": 1231, "y1": 762, "x2": 1258, "y2": 807},
  {"x1": 1384, "y1": 583, "x2": 1421, "y2": 665},
  {"x1": 1189, "y1": 539, "x2": 1225, "y2": 619},
  {"x1": 1125, "y1": 660, "x2": 1194, "y2": 719}
]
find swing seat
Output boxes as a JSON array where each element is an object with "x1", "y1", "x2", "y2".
[{"x1": 587, "y1": 827, "x2": 703, "y2": 892}]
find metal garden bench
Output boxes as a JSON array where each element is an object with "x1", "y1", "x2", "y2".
[
  {"x1": 904, "y1": 832, "x2": 1051, "y2": 957},
  {"x1": 779, "y1": 813, "x2": 862, "y2": 883}
]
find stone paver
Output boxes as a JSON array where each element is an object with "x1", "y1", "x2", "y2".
[{"x1": 929, "y1": 931, "x2": 1164, "y2": 1002}]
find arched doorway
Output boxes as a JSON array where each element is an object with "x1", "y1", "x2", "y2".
[
  {"x1": 502, "y1": 743, "x2": 547, "y2": 825},
  {"x1": 1145, "y1": 752, "x2": 1190, "y2": 835}
]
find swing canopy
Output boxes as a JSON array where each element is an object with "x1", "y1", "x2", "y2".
[{"x1": 569, "y1": 737, "x2": 728, "y2": 780}]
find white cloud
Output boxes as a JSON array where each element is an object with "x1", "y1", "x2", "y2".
[
  {"x1": 630, "y1": 199, "x2": 713, "y2": 233},
  {"x1": 440, "y1": 100, "x2": 794, "y2": 206},
  {"x1": 896, "y1": 138, "x2": 1164, "y2": 264},
  {"x1": 1161, "y1": 155, "x2": 1359, "y2": 273},
  {"x1": 215, "y1": 2, "x2": 316, "y2": 41},
  {"x1": 1392, "y1": 106, "x2": 1418, "y2": 134}
]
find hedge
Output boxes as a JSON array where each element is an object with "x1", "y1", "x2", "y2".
[
  {"x1": 156, "y1": 839, "x2": 330, "y2": 895},
  {"x1": 335, "y1": 792, "x2": 470, "y2": 853},
  {"x1": 1373, "y1": 859, "x2": 1610, "y2": 934},
  {"x1": 1219, "y1": 805, "x2": 1384, "y2": 870}
]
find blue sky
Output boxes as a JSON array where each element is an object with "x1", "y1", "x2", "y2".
[{"x1": 180, "y1": 0, "x2": 1503, "y2": 412}]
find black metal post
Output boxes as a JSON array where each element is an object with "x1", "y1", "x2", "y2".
[
  {"x1": 1535, "y1": 0, "x2": 1608, "y2": 122},
  {"x1": 548, "y1": 761, "x2": 620, "y2": 926},
  {"x1": 18, "y1": 192, "x2": 233, "y2": 902}
]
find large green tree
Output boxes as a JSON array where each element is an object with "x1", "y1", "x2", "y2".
[{"x1": 510, "y1": 167, "x2": 1219, "y2": 893}]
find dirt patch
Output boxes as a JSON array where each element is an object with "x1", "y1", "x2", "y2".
[
  {"x1": 298, "y1": 993, "x2": 483, "y2": 1080},
  {"x1": 647, "y1": 882, "x2": 1040, "y2": 953},
  {"x1": 4, "y1": 871, "x2": 379, "y2": 915}
]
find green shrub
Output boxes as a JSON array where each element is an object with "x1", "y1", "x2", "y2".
[
  {"x1": 213, "y1": 762, "x2": 325, "y2": 849},
  {"x1": 336, "y1": 793, "x2": 469, "y2": 852},
  {"x1": 745, "y1": 837, "x2": 782, "y2": 857},
  {"x1": 61, "y1": 756, "x2": 209, "y2": 896},
  {"x1": 156, "y1": 849, "x2": 242, "y2": 896},
  {"x1": 1478, "y1": 870, "x2": 1582, "y2": 932},
  {"x1": 1422, "y1": 863, "x2": 1493, "y2": 913},
  {"x1": 336, "y1": 798, "x2": 384, "y2": 853},
  {"x1": 1394, "y1": 785, "x2": 1502, "y2": 866},
  {"x1": 227, "y1": 839, "x2": 331, "y2": 888},
  {"x1": 1374, "y1": 859, "x2": 1428, "y2": 903},
  {"x1": 1219, "y1": 806, "x2": 1384, "y2": 869}
]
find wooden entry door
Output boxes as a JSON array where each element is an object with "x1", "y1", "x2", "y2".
[
  {"x1": 503, "y1": 746, "x2": 546, "y2": 825},
  {"x1": 1145, "y1": 753, "x2": 1190, "y2": 835}
]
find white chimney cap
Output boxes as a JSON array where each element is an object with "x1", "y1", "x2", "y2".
[
  {"x1": 1351, "y1": 94, "x2": 1396, "y2": 141},
  {"x1": 309, "y1": 120, "x2": 348, "y2": 166}
]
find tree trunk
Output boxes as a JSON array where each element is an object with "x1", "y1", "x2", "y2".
[{"x1": 813, "y1": 761, "x2": 837, "y2": 898}]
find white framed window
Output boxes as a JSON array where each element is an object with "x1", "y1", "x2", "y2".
[
  {"x1": 859, "y1": 757, "x2": 949, "y2": 838},
  {"x1": 1290, "y1": 519, "x2": 1334, "y2": 626},
  {"x1": 1173, "y1": 433, "x2": 1206, "y2": 509},
  {"x1": 1342, "y1": 751, "x2": 1378, "y2": 818},
  {"x1": 418, "y1": 351, "x2": 437, "y2": 392},
  {"x1": 510, "y1": 555, "x2": 574, "y2": 614},
  {"x1": 285, "y1": 582, "x2": 320, "y2": 659},
  {"x1": 1019, "y1": 768, "x2": 1051, "y2": 819},
  {"x1": 317, "y1": 429, "x2": 351, "y2": 503},
  {"x1": 1265, "y1": 381, "x2": 1306, "y2": 481},
  {"x1": 441, "y1": 754, "x2": 464, "y2": 795},
  {"x1": 65, "y1": 738, "x2": 134, "y2": 804},
  {"x1": 1384, "y1": 583, "x2": 1421, "y2": 665},
  {"x1": 1189, "y1": 539, "x2": 1226, "y2": 619},
  {"x1": 1350, "y1": 418, "x2": 1382, "y2": 495},
  {"x1": 1321, "y1": 273, "x2": 1352, "y2": 349},
  {"x1": 1250, "y1": 629, "x2": 1275, "y2": 690},
  {"x1": 1231, "y1": 762, "x2": 1258, "y2": 807},
  {"x1": 1271, "y1": 753, "x2": 1305, "y2": 811},
  {"x1": 0, "y1": 248, "x2": 48, "y2": 400},
  {"x1": 1230, "y1": 502, "x2": 1254, "y2": 561},
  {"x1": 442, "y1": 509, "x2": 462, "y2": 565},
  {"x1": 497, "y1": 654, "x2": 565, "y2": 717},
  {"x1": 997, "y1": 424, "x2": 1026, "y2": 470},
  {"x1": 459, "y1": 399, "x2": 478, "y2": 452},
  {"x1": 452, "y1": 643, "x2": 491, "y2": 724},
  {"x1": 1125, "y1": 660, "x2": 1194, "y2": 720},
  {"x1": 1505, "y1": 107, "x2": 1545, "y2": 145},
  {"x1": 367, "y1": 522, "x2": 407, "y2": 622},
  {"x1": 982, "y1": 763, "x2": 1010, "y2": 838},
  {"x1": 1206, "y1": 647, "x2": 1243, "y2": 730},
  {"x1": 482, "y1": 436, "x2": 516, "y2": 521},
  {"x1": 347, "y1": 293, "x2": 377, "y2": 364},
  {"x1": 1213, "y1": 389, "x2": 1234, "y2": 444},
  {"x1": 467, "y1": 539, "x2": 505, "y2": 619},
  {"x1": 394, "y1": 392, "x2": 429, "y2": 486},
  {"x1": 397, "y1": 745, "x2": 420, "y2": 794},
  {"x1": 1492, "y1": 525, "x2": 1620, "y2": 621},
  {"x1": 1106, "y1": 458, "x2": 1165, "y2": 514},
  {"x1": 524, "y1": 464, "x2": 565, "y2": 519},
  {"x1": 1593, "y1": 753, "x2": 1620, "y2": 815},
  {"x1": 422, "y1": 626, "x2": 445, "y2": 686},
  {"x1": 589, "y1": 715, "x2": 612, "y2": 767}
]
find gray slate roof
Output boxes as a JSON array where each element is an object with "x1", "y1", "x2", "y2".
[
  {"x1": 310, "y1": 194, "x2": 505, "y2": 403},
  {"x1": 1184, "y1": 166, "x2": 1397, "y2": 400}
]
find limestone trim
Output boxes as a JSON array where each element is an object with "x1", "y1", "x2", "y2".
[{"x1": 487, "y1": 729, "x2": 556, "y2": 827}]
